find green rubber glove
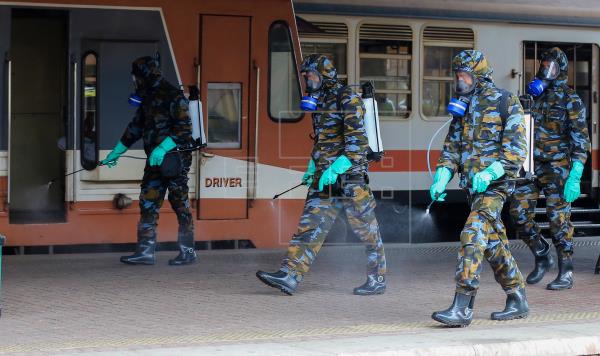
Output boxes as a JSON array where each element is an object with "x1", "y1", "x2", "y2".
[
  {"x1": 472, "y1": 161, "x2": 505, "y2": 193},
  {"x1": 302, "y1": 159, "x2": 316, "y2": 186},
  {"x1": 564, "y1": 161, "x2": 584, "y2": 203},
  {"x1": 430, "y1": 167, "x2": 452, "y2": 201},
  {"x1": 149, "y1": 136, "x2": 177, "y2": 167},
  {"x1": 318, "y1": 155, "x2": 352, "y2": 192},
  {"x1": 101, "y1": 141, "x2": 128, "y2": 168}
]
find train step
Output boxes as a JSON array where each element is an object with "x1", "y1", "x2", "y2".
[
  {"x1": 539, "y1": 221, "x2": 600, "y2": 230},
  {"x1": 535, "y1": 207, "x2": 600, "y2": 215}
]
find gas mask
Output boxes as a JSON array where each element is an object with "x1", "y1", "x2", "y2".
[
  {"x1": 128, "y1": 74, "x2": 143, "y2": 107},
  {"x1": 527, "y1": 59, "x2": 560, "y2": 97},
  {"x1": 447, "y1": 71, "x2": 476, "y2": 117},
  {"x1": 300, "y1": 69, "x2": 323, "y2": 111}
]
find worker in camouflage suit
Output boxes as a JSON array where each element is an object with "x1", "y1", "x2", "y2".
[
  {"x1": 509, "y1": 47, "x2": 590, "y2": 290},
  {"x1": 256, "y1": 54, "x2": 386, "y2": 296},
  {"x1": 102, "y1": 55, "x2": 196, "y2": 266},
  {"x1": 430, "y1": 50, "x2": 529, "y2": 327}
]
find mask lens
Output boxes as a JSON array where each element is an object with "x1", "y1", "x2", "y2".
[
  {"x1": 302, "y1": 69, "x2": 322, "y2": 92},
  {"x1": 453, "y1": 71, "x2": 476, "y2": 95},
  {"x1": 538, "y1": 60, "x2": 559, "y2": 80}
]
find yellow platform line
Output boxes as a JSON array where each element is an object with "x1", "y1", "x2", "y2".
[{"x1": 1, "y1": 311, "x2": 600, "y2": 353}]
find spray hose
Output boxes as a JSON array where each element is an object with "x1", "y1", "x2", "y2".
[
  {"x1": 426, "y1": 118, "x2": 453, "y2": 180},
  {"x1": 423, "y1": 117, "x2": 453, "y2": 213}
]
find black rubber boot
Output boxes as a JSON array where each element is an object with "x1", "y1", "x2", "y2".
[
  {"x1": 120, "y1": 237, "x2": 156, "y2": 265},
  {"x1": 526, "y1": 236, "x2": 554, "y2": 284},
  {"x1": 256, "y1": 269, "x2": 299, "y2": 295},
  {"x1": 169, "y1": 246, "x2": 197, "y2": 266},
  {"x1": 491, "y1": 288, "x2": 529, "y2": 320},
  {"x1": 353, "y1": 274, "x2": 386, "y2": 295},
  {"x1": 431, "y1": 292, "x2": 475, "y2": 327},
  {"x1": 547, "y1": 254, "x2": 573, "y2": 290},
  {"x1": 169, "y1": 232, "x2": 197, "y2": 266}
]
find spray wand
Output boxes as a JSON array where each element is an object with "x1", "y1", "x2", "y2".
[
  {"x1": 47, "y1": 146, "x2": 202, "y2": 189},
  {"x1": 425, "y1": 192, "x2": 442, "y2": 215},
  {"x1": 273, "y1": 182, "x2": 306, "y2": 200}
]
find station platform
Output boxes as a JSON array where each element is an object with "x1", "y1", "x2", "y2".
[{"x1": 0, "y1": 237, "x2": 599, "y2": 355}]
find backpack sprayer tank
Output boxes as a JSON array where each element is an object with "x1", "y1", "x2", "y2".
[
  {"x1": 360, "y1": 82, "x2": 384, "y2": 161},
  {"x1": 188, "y1": 85, "x2": 207, "y2": 148}
]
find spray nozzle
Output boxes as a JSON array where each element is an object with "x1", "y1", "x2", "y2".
[
  {"x1": 425, "y1": 193, "x2": 442, "y2": 215},
  {"x1": 47, "y1": 179, "x2": 57, "y2": 189}
]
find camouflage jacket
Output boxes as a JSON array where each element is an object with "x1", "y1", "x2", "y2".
[
  {"x1": 437, "y1": 82, "x2": 528, "y2": 190},
  {"x1": 532, "y1": 83, "x2": 590, "y2": 165},
  {"x1": 120, "y1": 79, "x2": 193, "y2": 155},
  {"x1": 311, "y1": 84, "x2": 369, "y2": 175}
]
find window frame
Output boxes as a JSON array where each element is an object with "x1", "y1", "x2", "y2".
[
  {"x1": 80, "y1": 50, "x2": 100, "y2": 171},
  {"x1": 267, "y1": 20, "x2": 303, "y2": 123},
  {"x1": 419, "y1": 25, "x2": 475, "y2": 122}
]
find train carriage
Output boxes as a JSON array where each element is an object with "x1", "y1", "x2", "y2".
[
  {"x1": 0, "y1": 0, "x2": 310, "y2": 249},
  {"x1": 295, "y1": 0, "x2": 600, "y2": 242},
  {"x1": 1, "y1": 0, "x2": 600, "y2": 250}
]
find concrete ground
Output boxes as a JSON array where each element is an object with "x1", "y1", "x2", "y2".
[{"x1": 0, "y1": 237, "x2": 600, "y2": 355}]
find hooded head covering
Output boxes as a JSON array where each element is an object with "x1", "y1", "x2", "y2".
[
  {"x1": 131, "y1": 55, "x2": 163, "y2": 96},
  {"x1": 452, "y1": 50, "x2": 494, "y2": 94},
  {"x1": 540, "y1": 47, "x2": 568, "y2": 86},
  {"x1": 300, "y1": 54, "x2": 339, "y2": 92}
]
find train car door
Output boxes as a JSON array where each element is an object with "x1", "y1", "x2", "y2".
[
  {"x1": 83, "y1": 40, "x2": 158, "y2": 163},
  {"x1": 198, "y1": 15, "x2": 251, "y2": 220},
  {"x1": 8, "y1": 9, "x2": 68, "y2": 223},
  {"x1": 523, "y1": 41, "x2": 595, "y2": 196}
]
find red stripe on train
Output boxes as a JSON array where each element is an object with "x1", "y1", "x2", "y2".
[{"x1": 370, "y1": 149, "x2": 600, "y2": 172}]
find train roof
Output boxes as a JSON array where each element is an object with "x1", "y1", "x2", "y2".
[{"x1": 294, "y1": 0, "x2": 600, "y2": 28}]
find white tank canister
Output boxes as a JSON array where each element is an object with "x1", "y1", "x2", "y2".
[
  {"x1": 520, "y1": 95, "x2": 534, "y2": 174},
  {"x1": 188, "y1": 85, "x2": 207, "y2": 148},
  {"x1": 361, "y1": 82, "x2": 384, "y2": 161}
]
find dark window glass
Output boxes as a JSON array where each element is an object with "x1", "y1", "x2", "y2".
[
  {"x1": 269, "y1": 21, "x2": 302, "y2": 121},
  {"x1": 81, "y1": 52, "x2": 98, "y2": 170}
]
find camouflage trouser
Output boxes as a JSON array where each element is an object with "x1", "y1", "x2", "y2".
[
  {"x1": 138, "y1": 153, "x2": 194, "y2": 248},
  {"x1": 282, "y1": 182, "x2": 386, "y2": 278},
  {"x1": 509, "y1": 159, "x2": 573, "y2": 257},
  {"x1": 456, "y1": 188, "x2": 525, "y2": 295}
]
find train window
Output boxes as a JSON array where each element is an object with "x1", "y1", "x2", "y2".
[
  {"x1": 421, "y1": 27, "x2": 474, "y2": 119},
  {"x1": 301, "y1": 42, "x2": 347, "y2": 84},
  {"x1": 422, "y1": 46, "x2": 466, "y2": 117},
  {"x1": 359, "y1": 24, "x2": 412, "y2": 120},
  {"x1": 81, "y1": 52, "x2": 99, "y2": 170},
  {"x1": 523, "y1": 42, "x2": 592, "y2": 111},
  {"x1": 299, "y1": 21, "x2": 349, "y2": 84},
  {"x1": 207, "y1": 83, "x2": 242, "y2": 149},
  {"x1": 268, "y1": 21, "x2": 302, "y2": 122}
]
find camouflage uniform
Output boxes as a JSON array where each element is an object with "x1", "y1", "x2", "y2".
[
  {"x1": 120, "y1": 57, "x2": 195, "y2": 255},
  {"x1": 509, "y1": 47, "x2": 590, "y2": 258},
  {"x1": 281, "y1": 55, "x2": 386, "y2": 280},
  {"x1": 437, "y1": 51, "x2": 527, "y2": 295}
]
